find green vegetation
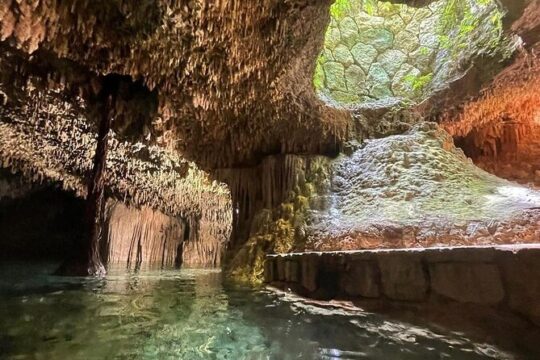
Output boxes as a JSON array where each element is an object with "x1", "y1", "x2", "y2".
[
  {"x1": 229, "y1": 157, "x2": 332, "y2": 284},
  {"x1": 363, "y1": 0, "x2": 378, "y2": 15},
  {"x1": 330, "y1": 0, "x2": 353, "y2": 20},
  {"x1": 329, "y1": 0, "x2": 390, "y2": 20},
  {"x1": 404, "y1": 73, "x2": 433, "y2": 95},
  {"x1": 313, "y1": 57, "x2": 325, "y2": 92},
  {"x1": 437, "y1": 0, "x2": 504, "y2": 58}
]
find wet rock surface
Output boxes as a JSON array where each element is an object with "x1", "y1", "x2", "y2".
[
  {"x1": 498, "y1": 249, "x2": 540, "y2": 326},
  {"x1": 265, "y1": 245, "x2": 540, "y2": 329},
  {"x1": 429, "y1": 262, "x2": 505, "y2": 304},
  {"x1": 306, "y1": 123, "x2": 540, "y2": 252},
  {"x1": 340, "y1": 260, "x2": 380, "y2": 298},
  {"x1": 378, "y1": 255, "x2": 428, "y2": 301},
  {"x1": 227, "y1": 123, "x2": 540, "y2": 284}
]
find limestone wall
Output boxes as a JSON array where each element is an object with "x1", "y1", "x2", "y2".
[
  {"x1": 443, "y1": 52, "x2": 540, "y2": 188},
  {"x1": 105, "y1": 201, "x2": 186, "y2": 267},
  {"x1": 264, "y1": 245, "x2": 540, "y2": 326},
  {"x1": 314, "y1": 0, "x2": 505, "y2": 107}
]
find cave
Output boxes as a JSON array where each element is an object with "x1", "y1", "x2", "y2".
[{"x1": 1, "y1": 0, "x2": 540, "y2": 358}]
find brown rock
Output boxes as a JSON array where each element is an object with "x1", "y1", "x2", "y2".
[
  {"x1": 301, "y1": 254, "x2": 320, "y2": 292},
  {"x1": 379, "y1": 255, "x2": 427, "y2": 301},
  {"x1": 276, "y1": 257, "x2": 286, "y2": 281},
  {"x1": 429, "y1": 263, "x2": 504, "y2": 304},
  {"x1": 424, "y1": 247, "x2": 496, "y2": 263},
  {"x1": 264, "y1": 258, "x2": 275, "y2": 282},
  {"x1": 340, "y1": 261, "x2": 380, "y2": 298},
  {"x1": 285, "y1": 259, "x2": 300, "y2": 282},
  {"x1": 498, "y1": 250, "x2": 540, "y2": 325}
]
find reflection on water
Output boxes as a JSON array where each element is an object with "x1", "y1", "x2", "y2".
[{"x1": 0, "y1": 263, "x2": 514, "y2": 359}]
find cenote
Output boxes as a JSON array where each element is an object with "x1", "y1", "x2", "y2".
[
  {"x1": 0, "y1": 263, "x2": 513, "y2": 359},
  {"x1": 2, "y1": 0, "x2": 540, "y2": 358}
]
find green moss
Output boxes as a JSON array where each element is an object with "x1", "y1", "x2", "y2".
[
  {"x1": 363, "y1": 0, "x2": 378, "y2": 16},
  {"x1": 280, "y1": 203, "x2": 294, "y2": 220},
  {"x1": 228, "y1": 235, "x2": 271, "y2": 284},
  {"x1": 437, "y1": 0, "x2": 504, "y2": 59},
  {"x1": 316, "y1": 0, "x2": 509, "y2": 106},
  {"x1": 330, "y1": 0, "x2": 352, "y2": 20},
  {"x1": 403, "y1": 72, "x2": 433, "y2": 95},
  {"x1": 228, "y1": 158, "x2": 333, "y2": 284},
  {"x1": 377, "y1": 2, "x2": 402, "y2": 17},
  {"x1": 229, "y1": 217, "x2": 294, "y2": 284},
  {"x1": 294, "y1": 195, "x2": 309, "y2": 211},
  {"x1": 419, "y1": 47, "x2": 431, "y2": 56}
]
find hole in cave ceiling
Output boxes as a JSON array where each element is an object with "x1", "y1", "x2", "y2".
[{"x1": 314, "y1": 0, "x2": 507, "y2": 109}]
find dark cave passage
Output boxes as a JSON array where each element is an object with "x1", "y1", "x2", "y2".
[{"x1": 0, "y1": 175, "x2": 85, "y2": 261}]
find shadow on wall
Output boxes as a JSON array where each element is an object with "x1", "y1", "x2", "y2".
[{"x1": 0, "y1": 183, "x2": 85, "y2": 261}]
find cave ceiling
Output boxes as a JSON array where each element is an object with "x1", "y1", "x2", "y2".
[{"x1": 0, "y1": 0, "x2": 350, "y2": 169}]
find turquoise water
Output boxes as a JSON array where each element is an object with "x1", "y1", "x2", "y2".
[{"x1": 0, "y1": 263, "x2": 513, "y2": 359}]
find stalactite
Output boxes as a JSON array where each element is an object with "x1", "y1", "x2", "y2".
[
  {"x1": 0, "y1": 0, "x2": 349, "y2": 168},
  {"x1": 0, "y1": 81, "x2": 233, "y2": 266},
  {"x1": 443, "y1": 51, "x2": 540, "y2": 184}
]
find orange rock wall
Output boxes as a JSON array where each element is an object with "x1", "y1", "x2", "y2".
[{"x1": 443, "y1": 53, "x2": 540, "y2": 186}]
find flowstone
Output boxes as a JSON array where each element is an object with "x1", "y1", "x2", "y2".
[
  {"x1": 229, "y1": 123, "x2": 540, "y2": 283},
  {"x1": 307, "y1": 123, "x2": 540, "y2": 251}
]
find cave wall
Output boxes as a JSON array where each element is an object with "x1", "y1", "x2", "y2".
[
  {"x1": 0, "y1": 170, "x2": 223, "y2": 267},
  {"x1": 0, "y1": 0, "x2": 346, "y2": 269},
  {"x1": 443, "y1": 39, "x2": 540, "y2": 187},
  {"x1": 315, "y1": 0, "x2": 506, "y2": 107},
  {"x1": 224, "y1": 123, "x2": 540, "y2": 283},
  {"x1": 412, "y1": 0, "x2": 540, "y2": 187},
  {"x1": 0, "y1": 58, "x2": 233, "y2": 263},
  {"x1": 105, "y1": 201, "x2": 224, "y2": 268},
  {"x1": 1, "y1": 0, "x2": 539, "y2": 277},
  {"x1": 217, "y1": 155, "x2": 332, "y2": 282},
  {"x1": 0, "y1": 169, "x2": 34, "y2": 200},
  {"x1": 455, "y1": 122, "x2": 540, "y2": 186},
  {"x1": 104, "y1": 201, "x2": 187, "y2": 267}
]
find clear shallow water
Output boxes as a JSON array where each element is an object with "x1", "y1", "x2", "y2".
[{"x1": 0, "y1": 263, "x2": 514, "y2": 359}]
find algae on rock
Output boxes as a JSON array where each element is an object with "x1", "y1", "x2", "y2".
[{"x1": 226, "y1": 156, "x2": 332, "y2": 284}]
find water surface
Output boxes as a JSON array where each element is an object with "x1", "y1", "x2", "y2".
[{"x1": 0, "y1": 263, "x2": 514, "y2": 359}]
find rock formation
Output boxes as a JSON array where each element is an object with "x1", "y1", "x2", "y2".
[{"x1": 0, "y1": 0, "x2": 540, "y2": 279}]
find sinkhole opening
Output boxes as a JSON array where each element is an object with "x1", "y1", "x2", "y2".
[{"x1": 314, "y1": 0, "x2": 506, "y2": 108}]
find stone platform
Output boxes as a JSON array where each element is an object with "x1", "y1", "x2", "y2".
[{"x1": 264, "y1": 245, "x2": 540, "y2": 326}]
